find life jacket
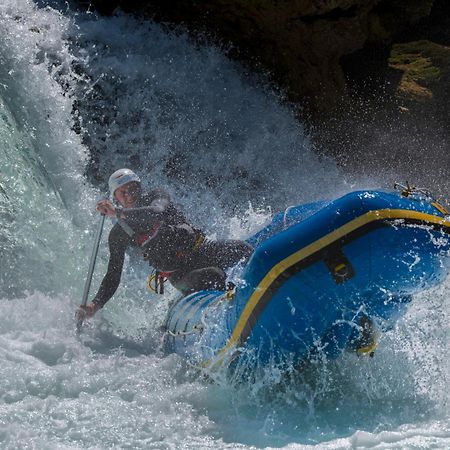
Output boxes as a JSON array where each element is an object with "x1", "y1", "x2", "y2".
[
  {"x1": 139, "y1": 222, "x2": 205, "y2": 273},
  {"x1": 135, "y1": 222, "x2": 162, "y2": 247}
]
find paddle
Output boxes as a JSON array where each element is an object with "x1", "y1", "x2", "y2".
[{"x1": 76, "y1": 213, "x2": 106, "y2": 334}]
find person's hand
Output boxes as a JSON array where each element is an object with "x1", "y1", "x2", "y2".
[
  {"x1": 76, "y1": 303, "x2": 100, "y2": 322},
  {"x1": 96, "y1": 199, "x2": 116, "y2": 217}
]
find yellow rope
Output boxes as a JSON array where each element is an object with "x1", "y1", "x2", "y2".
[{"x1": 146, "y1": 274, "x2": 157, "y2": 292}]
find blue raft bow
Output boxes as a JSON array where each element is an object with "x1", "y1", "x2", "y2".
[{"x1": 164, "y1": 187, "x2": 450, "y2": 371}]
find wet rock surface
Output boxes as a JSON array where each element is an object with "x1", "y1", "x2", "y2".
[
  {"x1": 79, "y1": 0, "x2": 440, "y2": 112},
  {"x1": 77, "y1": 0, "x2": 450, "y2": 196}
]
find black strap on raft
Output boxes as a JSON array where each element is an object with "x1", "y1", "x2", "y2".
[
  {"x1": 226, "y1": 281, "x2": 236, "y2": 300},
  {"x1": 356, "y1": 315, "x2": 377, "y2": 357},
  {"x1": 323, "y1": 246, "x2": 355, "y2": 284}
]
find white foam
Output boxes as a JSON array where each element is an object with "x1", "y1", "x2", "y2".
[{"x1": 0, "y1": 1, "x2": 449, "y2": 449}]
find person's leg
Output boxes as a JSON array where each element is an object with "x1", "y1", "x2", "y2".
[
  {"x1": 200, "y1": 239, "x2": 254, "y2": 269},
  {"x1": 168, "y1": 240, "x2": 253, "y2": 295},
  {"x1": 169, "y1": 267, "x2": 227, "y2": 295}
]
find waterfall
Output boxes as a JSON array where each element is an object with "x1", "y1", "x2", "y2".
[{"x1": 0, "y1": 2, "x2": 448, "y2": 449}]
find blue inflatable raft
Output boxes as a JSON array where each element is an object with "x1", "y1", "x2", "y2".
[{"x1": 164, "y1": 189, "x2": 450, "y2": 370}]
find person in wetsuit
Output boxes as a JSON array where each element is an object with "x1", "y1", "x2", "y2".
[{"x1": 78, "y1": 168, "x2": 253, "y2": 319}]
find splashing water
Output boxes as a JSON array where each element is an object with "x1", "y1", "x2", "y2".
[{"x1": 0, "y1": 1, "x2": 449, "y2": 449}]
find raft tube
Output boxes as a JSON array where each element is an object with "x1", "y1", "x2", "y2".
[{"x1": 164, "y1": 190, "x2": 450, "y2": 370}]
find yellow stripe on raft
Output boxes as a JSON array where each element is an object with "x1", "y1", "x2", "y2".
[
  {"x1": 432, "y1": 201, "x2": 449, "y2": 215},
  {"x1": 202, "y1": 208, "x2": 450, "y2": 370}
]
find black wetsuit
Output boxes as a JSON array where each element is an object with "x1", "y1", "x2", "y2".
[{"x1": 92, "y1": 189, "x2": 253, "y2": 308}]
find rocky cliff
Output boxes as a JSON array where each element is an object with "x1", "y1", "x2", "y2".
[
  {"x1": 82, "y1": 0, "x2": 439, "y2": 113},
  {"x1": 79, "y1": 0, "x2": 450, "y2": 195}
]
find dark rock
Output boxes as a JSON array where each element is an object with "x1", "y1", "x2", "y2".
[
  {"x1": 74, "y1": 0, "x2": 450, "y2": 197},
  {"x1": 78, "y1": 0, "x2": 436, "y2": 114}
]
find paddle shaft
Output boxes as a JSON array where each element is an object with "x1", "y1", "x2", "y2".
[{"x1": 77, "y1": 214, "x2": 105, "y2": 331}]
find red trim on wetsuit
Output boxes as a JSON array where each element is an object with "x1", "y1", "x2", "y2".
[
  {"x1": 135, "y1": 223, "x2": 161, "y2": 246},
  {"x1": 158, "y1": 270, "x2": 175, "y2": 278},
  {"x1": 136, "y1": 233, "x2": 150, "y2": 246}
]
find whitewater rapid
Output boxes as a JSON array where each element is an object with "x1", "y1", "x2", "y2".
[{"x1": 0, "y1": 1, "x2": 449, "y2": 449}]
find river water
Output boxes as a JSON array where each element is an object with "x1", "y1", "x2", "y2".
[{"x1": 1, "y1": 1, "x2": 449, "y2": 448}]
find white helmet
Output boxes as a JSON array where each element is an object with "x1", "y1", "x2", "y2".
[{"x1": 108, "y1": 168, "x2": 141, "y2": 196}]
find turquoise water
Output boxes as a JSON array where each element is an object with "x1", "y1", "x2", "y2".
[{"x1": 0, "y1": 1, "x2": 449, "y2": 448}]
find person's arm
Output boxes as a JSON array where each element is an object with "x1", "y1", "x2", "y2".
[
  {"x1": 96, "y1": 198, "x2": 116, "y2": 217},
  {"x1": 146, "y1": 188, "x2": 171, "y2": 214},
  {"x1": 77, "y1": 227, "x2": 127, "y2": 320},
  {"x1": 91, "y1": 228, "x2": 127, "y2": 309},
  {"x1": 121, "y1": 189, "x2": 172, "y2": 227}
]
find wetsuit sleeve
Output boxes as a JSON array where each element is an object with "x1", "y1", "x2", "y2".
[
  {"x1": 92, "y1": 226, "x2": 128, "y2": 308},
  {"x1": 122, "y1": 189, "x2": 172, "y2": 228},
  {"x1": 146, "y1": 189, "x2": 171, "y2": 214}
]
